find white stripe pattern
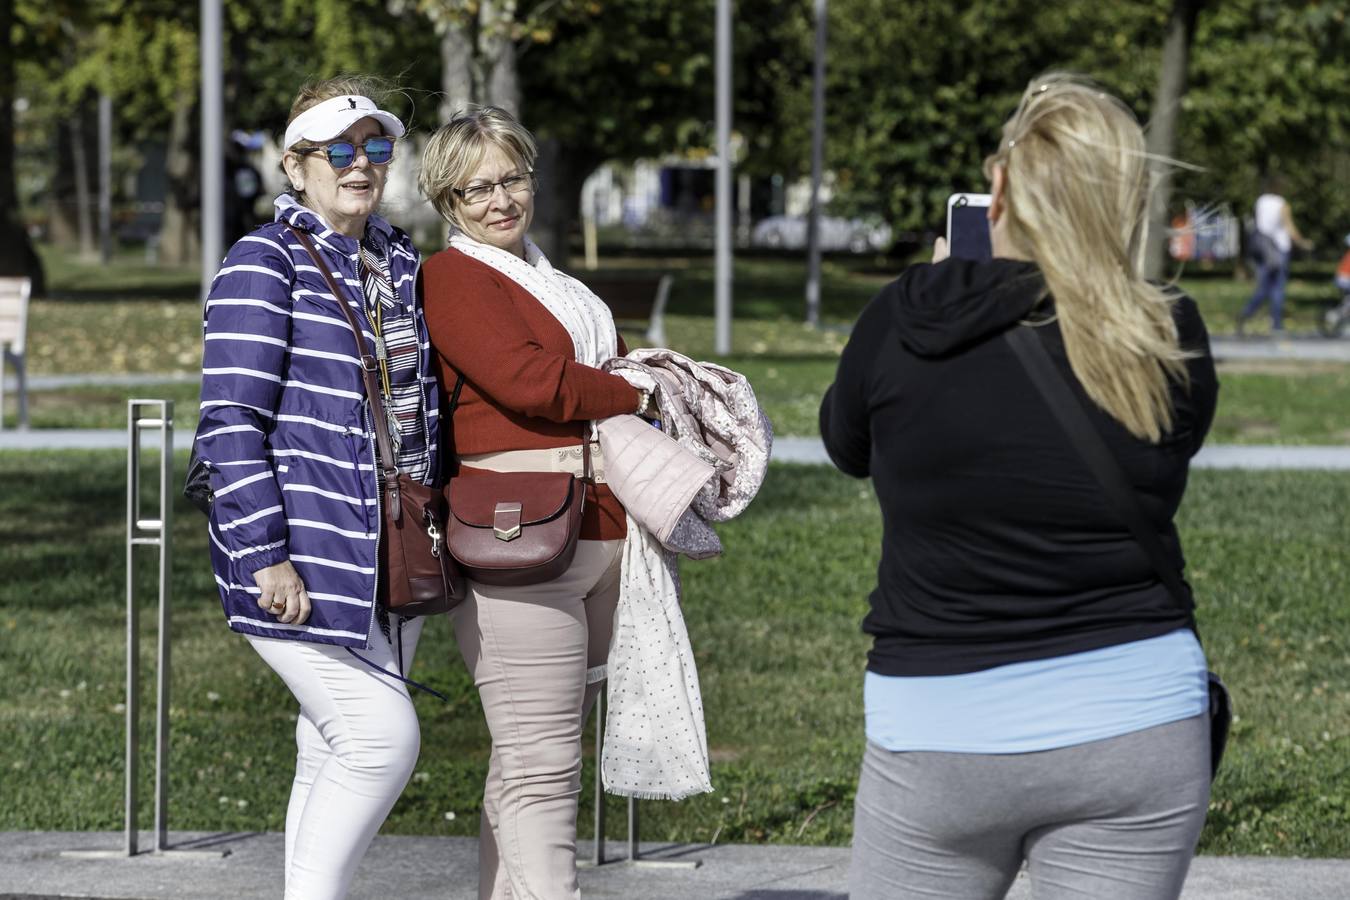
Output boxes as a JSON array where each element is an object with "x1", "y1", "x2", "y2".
[
  {"x1": 287, "y1": 518, "x2": 378, "y2": 540},
  {"x1": 275, "y1": 413, "x2": 361, "y2": 434},
  {"x1": 196, "y1": 423, "x2": 264, "y2": 441},
  {"x1": 203, "y1": 366, "x2": 283, "y2": 383},
  {"x1": 290, "y1": 554, "x2": 376, "y2": 575},
  {"x1": 207, "y1": 298, "x2": 289, "y2": 316},
  {"x1": 282, "y1": 483, "x2": 377, "y2": 506},
  {"x1": 214, "y1": 469, "x2": 275, "y2": 497},
  {"x1": 218, "y1": 505, "x2": 285, "y2": 531},
  {"x1": 227, "y1": 617, "x2": 367, "y2": 641},
  {"x1": 205, "y1": 332, "x2": 289, "y2": 347}
]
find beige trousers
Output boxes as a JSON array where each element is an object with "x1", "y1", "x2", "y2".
[{"x1": 451, "y1": 538, "x2": 622, "y2": 900}]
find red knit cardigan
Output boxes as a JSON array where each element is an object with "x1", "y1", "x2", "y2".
[{"x1": 420, "y1": 246, "x2": 641, "y2": 540}]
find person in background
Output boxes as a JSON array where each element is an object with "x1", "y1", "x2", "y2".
[
  {"x1": 821, "y1": 74, "x2": 1219, "y2": 900},
  {"x1": 224, "y1": 136, "x2": 263, "y2": 243},
  {"x1": 1238, "y1": 177, "x2": 1313, "y2": 335},
  {"x1": 417, "y1": 105, "x2": 647, "y2": 900},
  {"x1": 192, "y1": 76, "x2": 440, "y2": 900}
]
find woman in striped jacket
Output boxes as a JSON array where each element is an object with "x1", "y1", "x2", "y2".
[{"x1": 192, "y1": 77, "x2": 440, "y2": 900}]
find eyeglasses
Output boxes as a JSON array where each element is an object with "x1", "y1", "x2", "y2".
[
  {"x1": 296, "y1": 137, "x2": 396, "y2": 170},
  {"x1": 452, "y1": 172, "x2": 536, "y2": 206}
]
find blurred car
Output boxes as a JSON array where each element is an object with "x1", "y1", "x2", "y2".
[{"x1": 752, "y1": 214, "x2": 892, "y2": 253}]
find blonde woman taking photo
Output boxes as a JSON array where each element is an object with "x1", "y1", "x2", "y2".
[{"x1": 821, "y1": 74, "x2": 1219, "y2": 899}]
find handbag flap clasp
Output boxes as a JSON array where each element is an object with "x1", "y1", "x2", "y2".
[
  {"x1": 493, "y1": 502, "x2": 523, "y2": 542},
  {"x1": 448, "y1": 471, "x2": 577, "y2": 528}
]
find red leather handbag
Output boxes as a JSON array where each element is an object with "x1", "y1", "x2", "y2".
[
  {"x1": 442, "y1": 375, "x2": 590, "y2": 587},
  {"x1": 444, "y1": 466, "x2": 587, "y2": 586}
]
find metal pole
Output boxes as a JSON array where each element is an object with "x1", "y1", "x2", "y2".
[
  {"x1": 124, "y1": 403, "x2": 141, "y2": 857},
  {"x1": 713, "y1": 0, "x2": 733, "y2": 355},
  {"x1": 627, "y1": 796, "x2": 639, "y2": 861},
  {"x1": 98, "y1": 94, "x2": 113, "y2": 264},
  {"x1": 200, "y1": 0, "x2": 224, "y2": 303},
  {"x1": 64, "y1": 401, "x2": 223, "y2": 861},
  {"x1": 591, "y1": 690, "x2": 607, "y2": 865},
  {"x1": 804, "y1": 0, "x2": 827, "y2": 327},
  {"x1": 154, "y1": 402, "x2": 174, "y2": 851}
]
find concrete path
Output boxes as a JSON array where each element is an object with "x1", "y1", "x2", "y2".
[
  {"x1": 3, "y1": 831, "x2": 1348, "y2": 900},
  {"x1": 769, "y1": 436, "x2": 1350, "y2": 470},
  {"x1": 2, "y1": 429, "x2": 1349, "y2": 470},
  {"x1": 1210, "y1": 335, "x2": 1350, "y2": 362},
  {"x1": 6, "y1": 372, "x2": 200, "y2": 391}
]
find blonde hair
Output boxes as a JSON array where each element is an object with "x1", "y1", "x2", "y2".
[
  {"x1": 986, "y1": 73, "x2": 1192, "y2": 443},
  {"x1": 418, "y1": 105, "x2": 538, "y2": 231}
]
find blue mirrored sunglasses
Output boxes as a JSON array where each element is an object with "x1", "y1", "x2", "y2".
[{"x1": 297, "y1": 137, "x2": 395, "y2": 169}]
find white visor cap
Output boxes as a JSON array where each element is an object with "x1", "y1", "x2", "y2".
[{"x1": 283, "y1": 95, "x2": 406, "y2": 151}]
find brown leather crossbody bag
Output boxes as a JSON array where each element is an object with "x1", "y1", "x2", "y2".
[
  {"x1": 441, "y1": 374, "x2": 589, "y2": 586},
  {"x1": 289, "y1": 226, "x2": 465, "y2": 616}
]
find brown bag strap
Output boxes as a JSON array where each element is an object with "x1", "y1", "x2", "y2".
[{"x1": 286, "y1": 225, "x2": 403, "y2": 516}]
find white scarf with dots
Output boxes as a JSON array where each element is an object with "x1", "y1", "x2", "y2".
[{"x1": 447, "y1": 231, "x2": 617, "y2": 369}]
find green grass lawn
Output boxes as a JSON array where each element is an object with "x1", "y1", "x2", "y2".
[{"x1": 2, "y1": 453, "x2": 1347, "y2": 855}]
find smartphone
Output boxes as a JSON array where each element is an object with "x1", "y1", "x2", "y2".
[{"x1": 945, "y1": 193, "x2": 993, "y2": 262}]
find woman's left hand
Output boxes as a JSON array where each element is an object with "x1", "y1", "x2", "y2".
[{"x1": 254, "y1": 560, "x2": 312, "y2": 625}]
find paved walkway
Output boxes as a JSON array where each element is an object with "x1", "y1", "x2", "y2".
[
  {"x1": 1215, "y1": 334, "x2": 1350, "y2": 361},
  {"x1": 2, "y1": 428, "x2": 1349, "y2": 470},
  {"x1": 3, "y1": 831, "x2": 1348, "y2": 899},
  {"x1": 1210, "y1": 335, "x2": 1350, "y2": 362},
  {"x1": 770, "y1": 437, "x2": 1350, "y2": 470}
]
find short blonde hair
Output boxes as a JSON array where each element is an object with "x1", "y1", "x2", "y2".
[{"x1": 419, "y1": 106, "x2": 538, "y2": 231}]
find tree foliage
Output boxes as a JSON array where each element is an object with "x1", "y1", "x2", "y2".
[
  {"x1": 8, "y1": 0, "x2": 1350, "y2": 261},
  {"x1": 1179, "y1": 0, "x2": 1350, "y2": 246}
]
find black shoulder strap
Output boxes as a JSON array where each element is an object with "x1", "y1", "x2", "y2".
[
  {"x1": 1003, "y1": 326, "x2": 1195, "y2": 621},
  {"x1": 447, "y1": 373, "x2": 466, "y2": 415}
]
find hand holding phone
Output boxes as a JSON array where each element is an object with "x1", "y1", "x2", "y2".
[{"x1": 946, "y1": 193, "x2": 992, "y2": 262}]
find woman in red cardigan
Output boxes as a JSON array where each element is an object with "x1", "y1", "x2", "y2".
[{"x1": 418, "y1": 106, "x2": 647, "y2": 900}]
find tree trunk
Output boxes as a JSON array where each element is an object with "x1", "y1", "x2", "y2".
[
  {"x1": 439, "y1": 23, "x2": 476, "y2": 120},
  {"x1": 481, "y1": 0, "x2": 520, "y2": 114},
  {"x1": 0, "y1": 0, "x2": 45, "y2": 294},
  {"x1": 530, "y1": 137, "x2": 564, "y2": 260},
  {"x1": 47, "y1": 120, "x2": 81, "y2": 248},
  {"x1": 70, "y1": 105, "x2": 97, "y2": 260},
  {"x1": 159, "y1": 91, "x2": 200, "y2": 266},
  {"x1": 532, "y1": 143, "x2": 599, "y2": 266},
  {"x1": 1143, "y1": 0, "x2": 1203, "y2": 280}
]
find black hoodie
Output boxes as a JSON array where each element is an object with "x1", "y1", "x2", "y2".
[{"x1": 820, "y1": 257, "x2": 1218, "y2": 676}]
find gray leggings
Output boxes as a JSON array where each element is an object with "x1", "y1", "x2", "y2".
[{"x1": 848, "y1": 715, "x2": 1211, "y2": 900}]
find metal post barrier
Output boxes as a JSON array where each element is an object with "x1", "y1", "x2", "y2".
[
  {"x1": 64, "y1": 400, "x2": 224, "y2": 860},
  {"x1": 580, "y1": 688, "x2": 700, "y2": 870}
]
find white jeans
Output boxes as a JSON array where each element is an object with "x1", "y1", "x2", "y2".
[{"x1": 246, "y1": 616, "x2": 425, "y2": 900}]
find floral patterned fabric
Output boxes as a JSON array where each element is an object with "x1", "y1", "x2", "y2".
[{"x1": 598, "y1": 351, "x2": 772, "y2": 799}]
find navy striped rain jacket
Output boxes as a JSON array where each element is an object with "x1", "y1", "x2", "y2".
[{"x1": 194, "y1": 194, "x2": 441, "y2": 648}]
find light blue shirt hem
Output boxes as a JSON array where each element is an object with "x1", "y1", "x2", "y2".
[{"x1": 864, "y1": 629, "x2": 1208, "y2": 754}]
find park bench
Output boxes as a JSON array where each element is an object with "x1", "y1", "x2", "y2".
[
  {"x1": 0, "y1": 277, "x2": 31, "y2": 431},
  {"x1": 577, "y1": 273, "x2": 674, "y2": 348}
]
